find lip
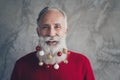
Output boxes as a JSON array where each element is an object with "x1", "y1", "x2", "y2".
[{"x1": 46, "y1": 41, "x2": 59, "y2": 46}]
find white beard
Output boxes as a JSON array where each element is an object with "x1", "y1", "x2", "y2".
[{"x1": 37, "y1": 35, "x2": 68, "y2": 64}]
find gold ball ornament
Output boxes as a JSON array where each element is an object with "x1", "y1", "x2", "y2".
[
  {"x1": 38, "y1": 61, "x2": 44, "y2": 66},
  {"x1": 63, "y1": 48, "x2": 67, "y2": 54},
  {"x1": 63, "y1": 59, "x2": 68, "y2": 64},
  {"x1": 48, "y1": 53, "x2": 53, "y2": 59}
]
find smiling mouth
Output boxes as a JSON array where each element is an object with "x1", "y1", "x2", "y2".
[{"x1": 46, "y1": 41, "x2": 59, "y2": 46}]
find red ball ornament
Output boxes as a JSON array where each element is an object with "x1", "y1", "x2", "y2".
[
  {"x1": 46, "y1": 64, "x2": 50, "y2": 68},
  {"x1": 36, "y1": 45, "x2": 41, "y2": 51},
  {"x1": 57, "y1": 52, "x2": 62, "y2": 56}
]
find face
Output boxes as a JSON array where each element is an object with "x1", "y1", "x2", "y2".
[{"x1": 37, "y1": 9, "x2": 68, "y2": 47}]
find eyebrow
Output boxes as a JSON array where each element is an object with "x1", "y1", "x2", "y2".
[
  {"x1": 42, "y1": 23, "x2": 61, "y2": 26},
  {"x1": 55, "y1": 23, "x2": 61, "y2": 25},
  {"x1": 41, "y1": 24, "x2": 49, "y2": 27}
]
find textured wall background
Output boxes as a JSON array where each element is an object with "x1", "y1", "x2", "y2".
[{"x1": 0, "y1": 0, "x2": 120, "y2": 80}]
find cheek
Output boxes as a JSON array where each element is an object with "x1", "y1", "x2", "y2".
[
  {"x1": 57, "y1": 29, "x2": 66, "y2": 37},
  {"x1": 39, "y1": 30, "x2": 48, "y2": 36}
]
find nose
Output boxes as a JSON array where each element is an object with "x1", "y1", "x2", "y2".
[{"x1": 48, "y1": 27, "x2": 56, "y2": 36}]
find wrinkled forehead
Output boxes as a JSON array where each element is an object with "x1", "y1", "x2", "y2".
[
  {"x1": 41, "y1": 9, "x2": 64, "y2": 19},
  {"x1": 39, "y1": 10, "x2": 65, "y2": 25},
  {"x1": 37, "y1": 7, "x2": 66, "y2": 22},
  {"x1": 43, "y1": 9, "x2": 64, "y2": 17}
]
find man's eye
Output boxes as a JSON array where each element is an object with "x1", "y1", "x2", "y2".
[
  {"x1": 42, "y1": 26, "x2": 49, "y2": 29},
  {"x1": 55, "y1": 25, "x2": 61, "y2": 29}
]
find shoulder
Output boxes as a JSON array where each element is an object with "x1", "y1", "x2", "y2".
[
  {"x1": 68, "y1": 51, "x2": 95, "y2": 79},
  {"x1": 15, "y1": 51, "x2": 37, "y2": 65},
  {"x1": 68, "y1": 51, "x2": 90, "y2": 63},
  {"x1": 69, "y1": 51, "x2": 89, "y2": 60}
]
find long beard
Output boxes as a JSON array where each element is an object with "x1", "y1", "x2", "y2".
[{"x1": 38, "y1": 35, "x2": 67, "y2": 64}]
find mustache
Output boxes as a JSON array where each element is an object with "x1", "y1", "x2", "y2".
[{"x1": 44, "y1": 36, "x2": 60, "y2": 41}]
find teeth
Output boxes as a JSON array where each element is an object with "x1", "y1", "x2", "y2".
[{"x1": 46, "y1": 41, "x2": 58, "y2": 46}]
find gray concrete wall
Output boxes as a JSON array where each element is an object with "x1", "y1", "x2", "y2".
[{"x1": 0, "y1": 0, "x2": 120, "y2": 80}]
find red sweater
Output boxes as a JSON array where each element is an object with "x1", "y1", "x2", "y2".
[{"x1": 11, "y1": 51, "x2": 95, "y2": 80}]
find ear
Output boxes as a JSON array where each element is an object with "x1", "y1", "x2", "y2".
[
  {"x1": 65, "y1": 27, "x2": 68, "y2": 34},
  {"x1": 36, "y1": 27, "x2": 40, "y2": 37}
]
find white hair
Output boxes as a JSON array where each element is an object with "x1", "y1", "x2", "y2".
[{"x1": 37, "y1": 6, "x2": 68, "y2": 28}]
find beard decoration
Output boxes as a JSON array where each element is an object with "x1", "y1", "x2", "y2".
[{"x1": 36, "y1": 35, "x2": 69, "y2": 69}]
